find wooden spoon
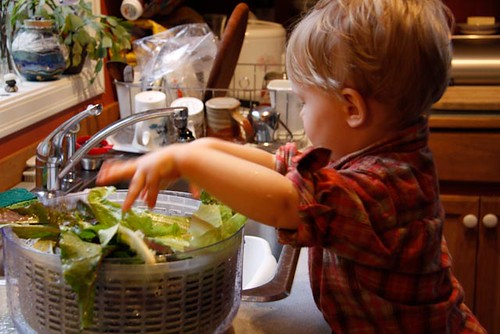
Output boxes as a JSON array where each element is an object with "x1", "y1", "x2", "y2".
[{"x1": 204, "y1": 3, "x2": 249, "y2": 101}]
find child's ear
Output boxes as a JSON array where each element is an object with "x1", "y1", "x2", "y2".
[{"x1": 341, "y1": 88, "x2": 367, "y2": 128}]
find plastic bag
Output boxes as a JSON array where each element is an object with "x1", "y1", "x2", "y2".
[{"x1": 133, "y1": 23, "x2": 218, "y2": 103}]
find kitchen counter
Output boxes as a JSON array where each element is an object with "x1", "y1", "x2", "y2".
[
  {"x1": 430, "y1": 85, "x2": 500, "y2": 129},
  {"x1": 0, "y1": 248, "x2": 331, "y2": 334},
  {"x1": 432, "y1": 86, "x2": 500, "y2": 111}
]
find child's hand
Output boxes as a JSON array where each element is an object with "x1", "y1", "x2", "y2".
[
  {"x1": 96, "y1": 147, "x2": 180, "y2": 212},
  {"x1": 189, "y1": 183, "x2": 202, "y2": 199}
]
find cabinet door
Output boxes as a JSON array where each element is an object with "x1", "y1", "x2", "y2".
[
  {"x1": 475, "y1": 196, "x2": 500, "y2": 334},
  {"x1": 441, "y1": 194, "x2": 479, "y2": 310}
]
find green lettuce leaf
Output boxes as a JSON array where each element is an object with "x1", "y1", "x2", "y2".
[
  {"x1": 87, "y1": 186, "x2": 122, "y2": 227},
  {"x1": 10, "y1": 224, "x2": 60, "y2": 240},
  {"x1": 60, "y1": 230, "x2": 103, "y2": 330},
  {"x1": 189, "y1": 203, "x2": 222, "y2": 237},
  {"x1": 97, "y1": 223, "x2": 119, "y2": 247}
]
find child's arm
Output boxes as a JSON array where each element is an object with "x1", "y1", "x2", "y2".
[{"x1": 96, "y1": 138, "x2": 302, "y2": 230}]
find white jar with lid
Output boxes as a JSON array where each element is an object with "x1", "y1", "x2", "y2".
[
  {"x1": 121, "y1": 0, "x2": 144, "y2": 21},
  {"x1": 133, "y1": 90, "x2": 167, "y2": 149},
  {"x1": 267, "y1": 79, "x2": 305, "y2": 141}
]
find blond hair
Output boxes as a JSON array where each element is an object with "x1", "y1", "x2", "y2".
[{"x1": 286, "y1": 0, "x2": 453, "y2": 125}]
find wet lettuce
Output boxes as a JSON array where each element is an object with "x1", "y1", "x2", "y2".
[{"x1": 1, "y1": 186, "x2": 246, "y2": 330}]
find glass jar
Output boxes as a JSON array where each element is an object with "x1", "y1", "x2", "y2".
[{"x1": 11, "y1": 19, "x2": 66, "y2": 81}]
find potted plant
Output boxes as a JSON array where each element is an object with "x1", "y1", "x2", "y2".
[{"x1": 8, "y1": 0, "x2": 132, "y2": 82}]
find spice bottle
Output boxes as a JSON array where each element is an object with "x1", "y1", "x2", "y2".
[
  {"x1": 121, "y1": 0, "x2": 145, "y2": 21},
  {"x1": 121, "y1": 0, "x2": 184, "y2": 21}
]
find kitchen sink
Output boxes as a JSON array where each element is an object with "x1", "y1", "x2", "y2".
[{"x1": 241, "y1": 220, "x2": 300, "y2": 301}]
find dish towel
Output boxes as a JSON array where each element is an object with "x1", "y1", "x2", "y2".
[{"x1": 0, "y1": 188, "x2": 38, "y2": 209}]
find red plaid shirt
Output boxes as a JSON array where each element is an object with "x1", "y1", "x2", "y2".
[{"x1": 275, "y1": 117, "x2": 485, "y2": 333}]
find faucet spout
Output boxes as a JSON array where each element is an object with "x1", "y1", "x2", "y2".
[
  {"x1": 34, "y1": 105, "x2": 189, "y2": 199},
  {"x1": 58, "y1": 107, "x2": 188, "y2": 180}
]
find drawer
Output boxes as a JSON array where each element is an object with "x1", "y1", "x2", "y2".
[{"x1": 429, "y1": 131, "x2": 500, "y2": 183}]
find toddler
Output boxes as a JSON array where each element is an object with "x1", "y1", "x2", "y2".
[{"x1": 97, "y1": 0, "x2": 486, "y2": 332}]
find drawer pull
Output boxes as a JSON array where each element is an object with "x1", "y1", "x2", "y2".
[
  {"x1": 482, "y1": 214, "x2": 498, "y2": 228},
  {"x1": 462, "y1": 214, "x2": 478, "y2": 228}
]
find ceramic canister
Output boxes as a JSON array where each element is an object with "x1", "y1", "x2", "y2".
[
  {"x1": 205, "y1": 97, "x2": 253, "y2": 142},
  {"x1": 133, "y1": 90, "x2": 168, "y2": 149}
]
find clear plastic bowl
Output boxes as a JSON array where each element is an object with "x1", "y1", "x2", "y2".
[{"x1": 2, "y1": 190, "x2": 243, "y2": 334}]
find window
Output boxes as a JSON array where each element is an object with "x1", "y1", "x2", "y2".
[{"x1": 0, "y1": 0, "x2": 104, "y2": 139}]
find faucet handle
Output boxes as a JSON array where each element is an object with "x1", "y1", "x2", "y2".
[
  {"x1": 173, "y1": 107, "x2": 195, "y2": 142},
  {"x1": 173, "y1": 107, "x2": 188, "y2": 130},
  {"x1": 35, "y1": 104, "x2": 103, "y2": 194},
  {"x1": 36, "y1": 104, "x2": 103, "y2": 162}
]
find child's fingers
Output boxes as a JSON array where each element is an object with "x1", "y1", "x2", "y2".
[
  {"x1": 142, "y1": 172, "x2": 160, "y2": 209},
  {"x1": 96, "y1": 160, "x2": 136, "y2": 185},
  {"x1": 122, "y1": 171, "x2": 146, "y2": 212},
  {"x1": 189, "y1": 183, "x2": 201, "y2": 199},
  {"x1": 146, "y1": 188, "x2": 159, "y2": 209},
  {"x1": 139, "y1": 188, "x2": 148, "y2": 202}
]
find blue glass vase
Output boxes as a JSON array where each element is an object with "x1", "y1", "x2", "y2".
[{"x1": 11, "y1": 19, "x2": 66, "y2": 81}]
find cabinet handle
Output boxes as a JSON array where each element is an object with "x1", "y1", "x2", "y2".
[
  {"x1": 482, "y1": 214, "x2": 498, "y2": 228},
  {"x1": 462, "y1": 214, "x2": 478, "y2": 228}
]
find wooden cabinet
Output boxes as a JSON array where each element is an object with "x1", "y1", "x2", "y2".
[
  {"x1": 475, "y1": 197, "x2": 500, "y2": 334},
  {"x1": 441, "y1": 195, "x2": 500, "y2": 333},
  {"x1": 429, "y1": 92, "x2": 500, "y2": 334},
  {"x1": 440, "y1": 195, "x2": 478, "y2": 307}
]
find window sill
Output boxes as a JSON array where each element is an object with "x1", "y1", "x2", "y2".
[{"x1": 0, "y1": 69, "x2": 104, "y2": 139}]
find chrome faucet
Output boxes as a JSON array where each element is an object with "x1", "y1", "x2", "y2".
[
  {"x1": 34, "y1": 104, "x2": 191, "y2": 199},
  {"x1": 35, "y1": 104, "x2": 103, "y2": 197}
]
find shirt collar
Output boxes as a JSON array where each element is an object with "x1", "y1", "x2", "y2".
[{"x1": 331, "y1": 115, "x2": 429, "y2": 169}]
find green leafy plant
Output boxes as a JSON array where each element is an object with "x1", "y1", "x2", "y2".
[{"x1": 9, "y1": 0, "x2": 132, "y2": 82}]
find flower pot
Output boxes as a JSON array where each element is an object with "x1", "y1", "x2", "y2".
[
  {"x1": 63, "y1": 49, "x2": 88, "y2": 75},
  {"x1": 11, "y1": 19, "x2": 66, "y2": 81}
]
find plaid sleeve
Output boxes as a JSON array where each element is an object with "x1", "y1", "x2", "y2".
[
  {"x1": 276, "y1": 147, "x2": 399, "y2": 265},
  {"x1": 277, "y1": 146, "x2": 350, "y2": 248},
  {"x1": 277, "y1": 148, "x2": 447, "y2": 271},
  {"x1": 274, "y1": 142, "x2": 300, "y2": 175}
]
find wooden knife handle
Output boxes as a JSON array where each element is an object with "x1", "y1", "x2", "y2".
[{"x1": 204, "y1": 3, "x2": 249, "y2": 101}]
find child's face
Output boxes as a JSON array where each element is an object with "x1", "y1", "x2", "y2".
[{"x1": 291, "y1": 82, "x2": 351, "y2": 157}]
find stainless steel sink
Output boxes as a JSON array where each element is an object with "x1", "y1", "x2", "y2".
[{"x1": 241, "y1": 221, "x2": 300, "y2": 302}]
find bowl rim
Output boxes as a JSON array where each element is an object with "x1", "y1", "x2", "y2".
[{"x1": 3, "y1": 190, "x2": 245, "y2": 266}]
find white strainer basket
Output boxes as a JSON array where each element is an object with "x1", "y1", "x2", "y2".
[{"x1": 2, "y1": 190, "x2": 244, "y2": 334}]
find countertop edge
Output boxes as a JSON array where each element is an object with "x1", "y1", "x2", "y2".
[{"x1": 432, "y1": 85, "x2": 500, "y2": 111}]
